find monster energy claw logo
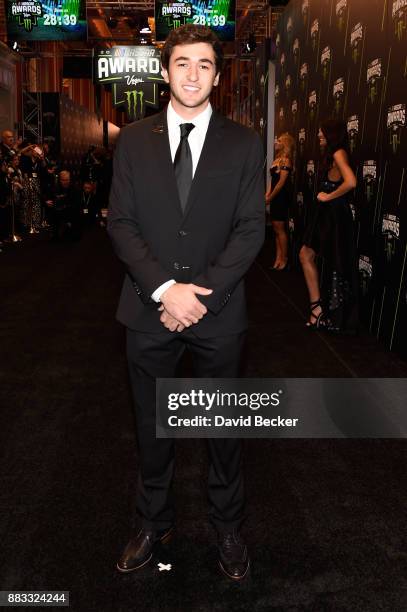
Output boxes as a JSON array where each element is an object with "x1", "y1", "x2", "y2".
[
  {"x1": 336, "y1": 0, "x2": 348, "y2": 31},
  {"x1": 363, "y1": 161, "x2": 377, "y2": 203},
  {"x1": 387, "y1": 103, "x2": 406, "y2": 153},
  {"x1": 302, "y1": 0, "x2": 309, "y2": 22},
  {"x1": 359, "y1": 255, "x2": 372, "y2": 296},
  {"x1": 125, "y1": 89, "x2": 145, "y2": 119},
  {"x1": 309, "y1": 90, "x2": 317, "y2": 107},
  {"x1": 333, "y1": 77, "x2": 345, "y2": 115},
  {"x1": 311, "y1": 19, "x2": 319, "y2": 50},
  {"x1": 287, "y1": 17, "x2": 293, "y2": 34},
  {"x1": 347, "y1": 115, "x2": 359, "y2": 153},
  {"x1": 299, "y1": 128, "x2": 306, "y2": 154},
  {"x1": 392, "y1": 0, "x2": 407, "y2": 40},
  {"x1": 382, "y1": 213, "x2": 400, "y2": 263},
  {"x1": 321, "y1": 47, "x2": 331, "y2": 80},
  {"x1": 350, "y1": 23, "x2": 364, "y2": 63},
  {"x1": 307, "y1": 160, "x2": 315, "y2": 187},
  {"x1": 367, "y1": 59, "x2": 382, "y2": 104},
  {"x1": 300, "y1": 63, "x2": 308, "y2": 91},
  {"x1": 309, "y1": 91, "x2": 317, "y2": 120},
  {"x1": 11, "y1": 0, "x2": 43, "y2": 33}
]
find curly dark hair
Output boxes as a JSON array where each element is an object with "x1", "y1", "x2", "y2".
[
  {"x1": 320, "y1": 118, "x2": 351, "y2": 168},
  {"x1": 161, "y1": 24, "x2": 224, "y2": 75}
]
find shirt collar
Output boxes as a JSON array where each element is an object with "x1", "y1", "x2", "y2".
[{"x1": 167, "y1": 100, "x2": 212, "y2": 135}]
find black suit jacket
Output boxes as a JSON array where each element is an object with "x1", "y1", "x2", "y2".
[{"x1": 108, "y1": 107, "x2": 265, "y2": 339}]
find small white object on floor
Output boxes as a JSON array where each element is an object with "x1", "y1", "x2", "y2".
[{"x1": 157, "y1": 562, "x2": 172, "y2": 572}]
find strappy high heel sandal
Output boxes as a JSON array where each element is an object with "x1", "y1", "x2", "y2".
[{"x1": 306, "y1": 299, "x2": 325, "y2": 329}]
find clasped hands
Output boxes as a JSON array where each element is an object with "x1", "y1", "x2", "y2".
[
  {"x1": 317, "y1": 191, "x2": 331, "y2": 202},
  {"x1": 158, "y1": 283, "x2": 213, "y2": 333}
]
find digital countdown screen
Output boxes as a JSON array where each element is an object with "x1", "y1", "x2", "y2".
[
  {"x1": 6, "y1": 0, "x2": 87, "y2": 41},
  {"x1": 155, "y1": 0, "x2": 236, "y2": 42}
]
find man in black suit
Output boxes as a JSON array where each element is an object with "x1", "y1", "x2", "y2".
[
  {"x1": 108, "y1": 24, "x2": 264, "y2": 581},
  {"x1": 45, "y1": 170, "x2": 80, "y2": 241}
]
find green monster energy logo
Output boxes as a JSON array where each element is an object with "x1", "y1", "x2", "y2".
[
  {"x1": 363, "y1": 162, "x2": 377, "y2": 203},
  {"x1": 11, "y1": 1, "x2": 42, "y2": 33},
  {"x1": 351, "y1": 23, "x2": 363, "y2": 64},
  {"x1": 125, "y1": 89, "x2": 145, "y2": 120},
  {"x1": 367, "y1": 59, "x2": 382, "y2": 105},
  {"x1": 384, "y1": 235, "x2": 397, "y2": 262},
  {"x1": 387, "y1": 104, "x2": 406, "y2": 153},
  {"x1": 358, "y1": 256, "x2": 372, "y2": 297},
  {"x1": 393, "y1": 1, "x2": 407, "y2": 40},
  {"x1": 321, "y1": 47, "x2": 331, "y2": 81},
  {"x1": 395, "y1": 18, "x2": 406, "y2": 40},
  {"x1": 22, "y1": 16, "x2": 35, "y2": 31},
  {"x1": 336, "y1": 0, "x2": 347, "y2": 32},
  {"x1": 309, "y1": 91, "x2": 317, "y2": 121},
  {"x1": 382, "y1": 214, "x2": 400, "y2": 263}
]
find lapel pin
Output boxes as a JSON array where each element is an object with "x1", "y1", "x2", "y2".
[{"x1": 157, "y1": 562, "x2": 172, "y2": 571}]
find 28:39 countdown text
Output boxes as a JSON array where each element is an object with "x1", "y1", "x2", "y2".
[{"x1": 43, "y1": 14, "x2": 77, "y2": 26}]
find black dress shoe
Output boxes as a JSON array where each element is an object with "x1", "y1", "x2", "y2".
[
  {"x1": 218, "y1": 530, "x2": 250, "y2": 581},
  {"x1": 117, "y1": 526, "x2": 173, "y2": 573}
]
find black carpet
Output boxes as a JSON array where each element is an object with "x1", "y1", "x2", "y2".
[{"x1": 0, "y1": 229, "x2": 406, "y2": 612}]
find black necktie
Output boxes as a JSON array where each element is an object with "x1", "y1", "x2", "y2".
[{"x1": 173, "y1": 123, "x2": 195, "y2": 211}]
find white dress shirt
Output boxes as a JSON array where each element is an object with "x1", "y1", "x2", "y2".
[{"x1": 151, "y1": 101, "x2": 213, "y2": 302}]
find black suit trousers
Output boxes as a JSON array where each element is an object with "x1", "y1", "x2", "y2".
[{"x1": 126, "y1": 328, "x2": 246, "y2": 534}]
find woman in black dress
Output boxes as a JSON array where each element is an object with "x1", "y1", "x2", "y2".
[
  {"x1": 299, "y1": 119, "x2": 358, "y2": 333},
  {"x1": 265, "y1": 133, "x2": 294, "y2": 270}
]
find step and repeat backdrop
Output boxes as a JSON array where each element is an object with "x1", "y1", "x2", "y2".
[
  {"x1": 41, "y1": 93, "x2": 103, "y2": 177},
  {"x1": 273, "y1": 0, "x2": 407, "y2": 357}
]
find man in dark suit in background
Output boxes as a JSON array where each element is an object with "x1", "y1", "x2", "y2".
[
  {"x1": 45, "y1": 170, "x2": 80, "y2": 241},
  {"x1": 108, "y1": 24, "x2": 264, "y2": 581}
]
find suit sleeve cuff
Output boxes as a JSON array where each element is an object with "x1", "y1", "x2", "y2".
[{"x1": 151, "y1": 279, "x2": 176, "y2": 303}]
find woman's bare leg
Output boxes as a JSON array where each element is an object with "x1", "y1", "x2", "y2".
[
  {"x1": 272, "y1": 221, "x2": 288, "y2": 269},
  {"x1": 299, "y1": 245, "x2": 322, "y2": 322}
]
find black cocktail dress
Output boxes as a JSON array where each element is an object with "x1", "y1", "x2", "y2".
[
  {"x1": 269, "y1": 165, "x2": 291, "y2": 221},
  {"x1": 302, "y1": 172, "x2": 358, "y2": 333}
]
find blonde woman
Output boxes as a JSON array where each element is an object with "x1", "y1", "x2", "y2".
[{"x1": 265, "y1": 133, "x2": 294, "y2": 270}]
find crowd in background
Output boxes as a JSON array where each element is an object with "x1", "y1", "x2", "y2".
[{"x1": 0, "y1": 130, "x2": 113, "y2": 253}]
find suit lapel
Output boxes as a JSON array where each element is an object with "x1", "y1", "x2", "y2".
[
  {"x1": 151, "y1": 108, "x2": 184, "y2": 217},
  {"x1": 181, "y1": 110, "x2": 226, "y2": 222}
]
